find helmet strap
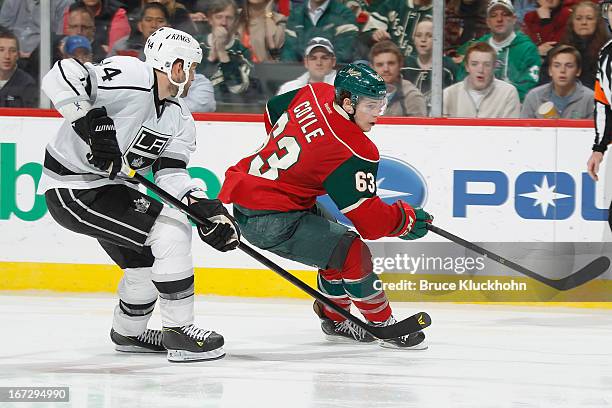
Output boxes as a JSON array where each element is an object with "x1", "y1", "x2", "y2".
[
  {"x1": 166, "y1": 61, "x2": 190, "y2": 97},
  {"x1": 347, "y1": 94, "x2": 360, "y2": 123}
]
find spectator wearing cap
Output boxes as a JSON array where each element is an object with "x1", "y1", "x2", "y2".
[
  {"x1": 457, "y1": 0, "x2": 542, "y2": 101},
  {"x1": 111, "y1": 3, "x2": 169, "y2": 59},
  {"x1": 277, "y1": 36, "x2": 336, "y2": 94},
  {"x1": 370, "y1": 40, "x2": 426, "y2": 117},
  {"x1": 444, "y1": 41, "x2": 520, "y2": 118},
  {"x1": 62, "y1": 35, "x2": 94, "y2": 63},
  {"x1": 0, "y1": 29, "x2": 37, "y2": 107},
  {"x1": 456, "y1": 0, "x2": 541, "y2": 101},
  {"x1": 521, "y1": 44, "x2": 593, "y2": 118},
  {"x1": 281, "y1": 0, "x2": 358, "y2": 63}
]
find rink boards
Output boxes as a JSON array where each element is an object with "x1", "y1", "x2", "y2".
[{"x1": 1, "y1": 112, "x2": 611, "y2": 302}]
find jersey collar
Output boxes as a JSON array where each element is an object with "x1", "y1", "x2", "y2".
[{"x1": 152, "y1": 69, "x2": 166, "y2": 118}]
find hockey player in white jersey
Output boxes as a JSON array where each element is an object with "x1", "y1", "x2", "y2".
[{"x1": 39, "y1": 27, "x2": 240, "y2": 362}]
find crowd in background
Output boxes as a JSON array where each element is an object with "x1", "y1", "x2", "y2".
[{"x1": 0, "y1": 0, "x2": 607, "y2": 119}]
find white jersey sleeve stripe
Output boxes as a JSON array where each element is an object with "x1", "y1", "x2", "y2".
[
  {"x1": 42, "y1": 58, "x2": 92, "y2": 109},
  {"x1": 58, "y1": 60, "x2": 81, "y2": 96}
]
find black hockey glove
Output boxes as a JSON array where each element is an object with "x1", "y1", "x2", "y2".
[
  {"x1": 188, "y1": 198, "x2": 241, "y2": 252},
  {"x1": 73, "y1": 107, "x2": 122, "y2": 180}
]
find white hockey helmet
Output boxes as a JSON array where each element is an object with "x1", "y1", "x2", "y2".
[{"x1": 144, "y1": 27, "x2": 203, "y2": 97}]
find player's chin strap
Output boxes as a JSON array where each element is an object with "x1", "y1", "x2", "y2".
[{"x1": 166, "y1": 64, "x2": 190, "y2": 97}]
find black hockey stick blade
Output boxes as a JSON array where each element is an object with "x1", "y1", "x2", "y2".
[
  {"x1": 123, "y1": 168, "x2": 431, "y2": 340},
  {"x1": 367, "y1": 311, "x2": 432, "y2": 339},
  {"x1": 427, "y1": 224, "x2": 610, "y2": 291}
]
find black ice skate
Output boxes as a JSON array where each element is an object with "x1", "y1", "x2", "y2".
[
  {"x1": 375, "y1": 316, "x2": 428, "y2": 350},
  {"x1": 162, "y1": 324, "x2": 225, "y2": 362},
  {"x1": 110, "y1": 328, "x2": 166, "y2": 353},
  {"x1": 313, "y1": 301, "x2": 376, "y2": 343}
]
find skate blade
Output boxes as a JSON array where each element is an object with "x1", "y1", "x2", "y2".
[
  {"x1": 115, "y1": 345, "x2": 166, "y2": 353},
  {"x1": 378, "y1": 340, "x2": 429, "y2": 350},
  {"x1": 166, "y1": 347, "x2": 226, "y2": 362},
  {"x1": 324, "y1": 335, "x2": 377, "y2": 344}
]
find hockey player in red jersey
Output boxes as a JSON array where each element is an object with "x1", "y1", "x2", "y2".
[{"x1": 219, "y1": 63, "x2": 433, "y2": 349}]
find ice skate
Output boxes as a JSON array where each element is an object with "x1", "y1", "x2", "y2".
[
  {"x1": 313, "y1": 300, "x2": 376, "y2": 343},
  {"x1": 162, "y1": 324, "x2": 225, "y2": 362},
  {"x1": 110, "y1": 328, "x2": 166, "y2": 353},
  {"x1": 375, "y1": 316, "x2": 428, "y2": 350}
]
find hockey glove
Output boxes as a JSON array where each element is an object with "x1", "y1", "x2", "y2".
[
  {"x1": 187, "y1": 197, "x2": 241, "y2": 252},
  {"x1": 73, "y1": 107, "x2": 122, "y2": 180},
  {"x1": 394, "y1": 201, "x2": 433, "y2": 241}
]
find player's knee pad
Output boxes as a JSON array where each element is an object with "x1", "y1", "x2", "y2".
[
  {"x1": 146, "y1": 206, "x2": 193, "y2": 275},
  {"x1": 340, "y1": 238, "x2": 374, "y2": 280},
  {"x1": 117, "y1": 267, "x2": 157, "y2": 309},
  {"x1": 327, "y1": 231, "x2": 359, "y2": 270},
  {"x1": 146, "y1": 207, "x2": 195, "y2": 304}
]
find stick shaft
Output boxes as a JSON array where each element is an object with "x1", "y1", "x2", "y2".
[{"x1": 426, "y1": 224, "x2": 558, "y2": 287}]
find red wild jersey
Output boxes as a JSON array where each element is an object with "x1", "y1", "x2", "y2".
[{"x1": 219, "y1": 83, "x2": 406, "y2": 240}]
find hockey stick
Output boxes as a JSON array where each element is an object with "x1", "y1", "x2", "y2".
[
  {"x1": 426, "y1": 224, "x2": 610, "y2": 291},
  {"x1": 121, "y1": 167, "x2": 431, "y2": 339}
]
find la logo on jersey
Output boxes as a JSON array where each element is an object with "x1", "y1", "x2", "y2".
[{"x1": 124, "y1": 126, "x2": 171, "y2": 170}]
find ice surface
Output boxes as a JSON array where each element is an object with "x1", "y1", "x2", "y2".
[{"x1": 0, "y1": 294, "x2": 611, "y2": 408}]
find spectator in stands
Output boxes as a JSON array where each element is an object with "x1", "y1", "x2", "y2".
[
  {"x1": 554, "y1": 1, "x2": 610, "y2": 89},
  {"x1": 0, "y1": 29, "x2": 37, "y2": 107},
  {"x1": 65, "y1": 2, "x2": 108, "y2": 62},
  {"x1": 370, "y1": 40, "x2": 426, "y2": 116},
  {"x1": 277, "y1": 36, "x2": 336, "y2": 94},
  {"x1": 403, "y1": 18, "x2": 457, "y2": 113},
  {"x1": 444, "y1": 0, "x2": 488, "y2": 58},
  {"x1": 444, "y1": 41, "x2": 520, "y2": 118},
  {"x1": 237, "y1": 0, "x2": 287, "y2": 62},
  {"x1": 521, "y1": 44, "x2": 593, "y2": 118},
  {"x1": 364, "y1": 0, "x2": 432, "y2": 57},
  {"x1": 522, "y1": 0, "x2": 571, "y2": 57},
  {"x1": 111, "y1": 2, "x2": 169, "y2": 59},
  {"x1": 183, "y1": 73, "x2": 217, "y2": 112},
  {"x1": 76, "y1": 0, "x2": 131, "y2": 53},
  {"x1": 456, "y1": 0, "x2": 541, "y2": 102},
  {"x1": 197, "y1": 0, "x2": 256, "y2": 99},
  {"x1": 62, "y1": 35, "x2": 93, "y2": 63},
  {"x1": 281, "y1": 0, "x2": 358, "y2": 63},
  {"x1": 142, "y1": 0, "x2": 196, "y2": 34},
  {"x1": 0, "y1": 0, "x2": 72, "y2": 57}
]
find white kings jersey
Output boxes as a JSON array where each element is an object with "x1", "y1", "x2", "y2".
[{"x1": 38, "y1": 56, "x2": 204, "y2": 200}]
